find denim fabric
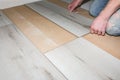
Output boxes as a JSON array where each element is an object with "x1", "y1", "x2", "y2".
[
  {"x1": 89, "y1": 0, "x2": 109, "y2": 17},
  {"x1": 106, "y1": 10, "x2": 120, "y2": 36}
]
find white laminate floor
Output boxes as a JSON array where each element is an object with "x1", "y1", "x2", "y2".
[
  {"x1": 0, "y1": 0, "x2": 42, "y2": 9},
  {"x1": 0, "y1": 1, "x2": 120, "y2": 80},
  {"x1": 0, "y1": 15, "x2": 67, "y2": 80},
  {"x1": 0, "y1": 11, "x2": 12, "y2": 27},
  {"x1": 45, "y1": 38, "x2": 120, "y2": 80}
]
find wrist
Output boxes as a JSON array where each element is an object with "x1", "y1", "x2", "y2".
[{"x1": 98, "y1": 13, "x2": 110, "y2": 21}]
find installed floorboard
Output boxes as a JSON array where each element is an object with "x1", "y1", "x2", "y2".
[
  {"x1": 47, "y1": 0, "x2": 94, "y2": 19},
  {"x1": 0, "y1": 0, "x2": 41, "y2": 9},
  {"x1": 2, "y1": 1, "x2": 120, "y2": 80},
  {"x1": 61, "y1": 0, "x2": 92, "y2": 11},
  {"x1": 27, "y1": 0, "x2": 91, "y2": 37},
  {"x1": 0, "y1": 24, "x2": 67, "y2": 80},
  {"x1": 3, "y1": 6, "x2": 76, "y2": 53},
  {"x1": 46, "y1": 38, "x2": 120, "y2": 80},
  {"x1": 84, "y1": 34, "x2": 120, "y2": 59},
  {"x1": 0, "y1": 11, "x2": 12, "y2": 27}
]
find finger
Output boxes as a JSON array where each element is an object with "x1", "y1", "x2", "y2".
[
  {"x1": 68, "y1": 5, "x2": 75, "y2": 12},
  {"x1": 90, "y1": 28, "x2": 94, "y2": 34},
  {"x1": 98, "y1": 31, "x2": 102, "y2": 35},
  {"x1": 71, "y1": 6, "x2": 76, "y2": 12},
  {"x1": 94, "y1": 30, "x2": 98, "y2": 34},
  {"x1": 69, "y1": 8, "x2": 74, "y2": 12},
  {"x1": 68, "y1": 5, "x2": 72, "y2": 11},
  {"x1": 101, "y1": 30, "x2": 105, "y2": 36},
  {"x1": 92, "y1": 28, "x2": 98, "y2": 34},
  {"x1": 68, "y1": 6, "x2": 71, "y2": 11}
]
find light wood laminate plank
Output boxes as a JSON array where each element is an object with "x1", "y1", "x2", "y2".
[
  {"x1": 0, "y1": 11, "x2": 12, "y2": 27},
  {"x1": 0, "y1": 0, "x2": 42, "y2": 9},
  {"x1": 46, "y1": 38, "x2": 120, "y2": 80},
  {"x1": 27, "y1": 1, "x2": 90, "y2": 37},
  {"x1": 0, "y1": 24, "x2": 67, "y2": 80},
  {"x1": 61, "y1": 0, "x2": 92, "y2": 11},
  {"x1": 3, "y1": 6, "x2": 76, "y2": 53},
  {"x1": 31, "y1": 0, "x2": 93, "y2": 27},
  {"x1": 47, "y1": 0, "x2": 94, "y2": 19}
]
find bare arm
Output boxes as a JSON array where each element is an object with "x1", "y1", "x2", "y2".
[
  {"x1": 91, "y1": 0, "x2": 120, "y2": 35},
  {"x1": 99, "y1": 0, "x2": 120, "y2": 20}
]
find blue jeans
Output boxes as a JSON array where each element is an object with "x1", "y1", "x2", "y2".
[{"x1": 89, "y1": 0, "x2": 120, "y2": 36}]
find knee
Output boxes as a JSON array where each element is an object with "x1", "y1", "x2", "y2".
[
  {"x1": 106, "y1": 26, "x2": 120, "y2": 36},
  {"x1": 89, "y1": 8, "x2": 99, "y2": 17}
]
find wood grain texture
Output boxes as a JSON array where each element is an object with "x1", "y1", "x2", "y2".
[
  {"x1": 0, "y1": 11, "x2": 12, "y2": 27},
  {"x1": 46, "y1": 38, "x2": 120, "y2": 80},
  {"x1": 84, "y1": 34, "x2": 120, "y2": 59},
  {"x1": 47, "y1": 0, "x2": 94, "y2": 19},
  {"x1": 27, "y1": 1, "x2": 90, "y2": 37},
  {"x1": 33, "y1": 0, "x2": 93, "y2": 27},
  {"x1": 3, "y1": 6, "x2": 76, "y2": 53},
  {"x1": 0, "y1": 0, "x2": 42, "y2": 9},
  {"x1": 61, "y1": 0, "x2": 92, "y2": 11},
  {"x1": 0, "y1": 24, "x2": 67, "y2": 80}
]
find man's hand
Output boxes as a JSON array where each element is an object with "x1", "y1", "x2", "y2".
[
  {"x1": 90, "y1": 16, "x2": 108, "y2": 36},
  {"x1": 68, "y1": 0, "x2": 83, "y2": 12}
]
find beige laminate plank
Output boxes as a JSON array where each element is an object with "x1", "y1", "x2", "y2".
[
  {"x1": 3, "y1": 6, "x2": 76, "y2": 53},
  {"x1": 27, "y1": 1, "x2": 90, "y2": 37},
  {"x1": 84, "y1": 34, "x2": 120, "y2": 59}
]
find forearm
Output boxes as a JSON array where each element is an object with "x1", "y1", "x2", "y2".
[{"x1": 99, "y1": 0, "x2": 120, "y2": 20}]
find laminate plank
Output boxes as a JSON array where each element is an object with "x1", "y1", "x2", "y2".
[
  {"x1": 47, "y1": 0, "x2": 94, "y2": 19},
  {"x1": 0, "y1": 0, "x2": 42, "y2": 9},
  {"x1": 46, "y1": 38, "x2": 120, "y2": 80},
  {"x1": 3, "y1": 6, "x2": 76, "y2": 53},
  {"x1": 0, "y1": 24, "x2": 67, "y2": 80},
  {"x1": 61, "y1": 0, "x2": 92, "y2": 11},
  {"x1": 27, "y1": 1, "x2": 90, "y2": 37},
  {"x1": 0, "y1": 11, "x2": 12, "y2": 27},
  {"x1": 35, "y1": 0, "x2": 93, "y2": 27},
  {"x1": 84, "y1": 34, "x2": 120, "y2": 59}
]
